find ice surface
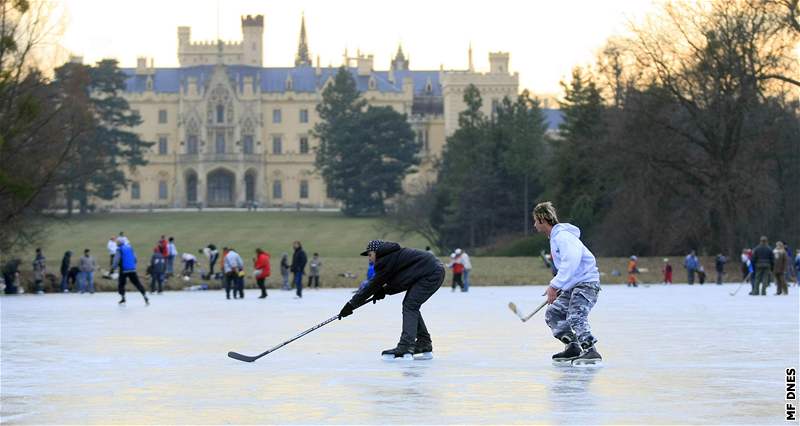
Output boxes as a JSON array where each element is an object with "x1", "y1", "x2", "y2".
[{"x1": 1, "y1": 284, "x2": 798, "y2": 424}]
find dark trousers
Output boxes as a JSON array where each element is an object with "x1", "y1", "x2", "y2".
[
  {"x1": 754, "y1": 267, "x2": 771, "y2": 295},
  {"x1": 451, "y1": 272, "x2": 463, "y2": 291},
  {"x1": 150, "y1": 272, "x2": 164, "y2": 293},
  {"x1": 109, "y1": 254, "x2": 115, "y2": 271},
  {"x1": 257, "y1": 278, "x2": 267, "y2": 297},
  {"x1": 398, "y1": 266, "x2": 445, "y2": 349},
  {"x1": 225, "y1": 273, "x2": 244, "y2": 298},
  {"x1": 308, "y1": 275, "x2": 319, "y2": 288},
  {"x1": 294, "y1": 272, "x2": 304, "y2": 297},
  {"x1": 118, "y1": 271, "x2": 146, "y2": 298}
]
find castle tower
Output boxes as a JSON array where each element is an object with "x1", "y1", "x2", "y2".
[
  {"x1": 241, "y1": 14, "x2": 264, "y2": 66},
  {"x1": 294, "y1": 14, "x2": 311, "y2": 67},
  {"x1": 391, "y1": 44, "x2": 409, "y2": 71}
]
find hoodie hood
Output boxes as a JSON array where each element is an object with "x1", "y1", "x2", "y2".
[{"x1": 551, "y1": 223, "x2": 581, "y2": 240}]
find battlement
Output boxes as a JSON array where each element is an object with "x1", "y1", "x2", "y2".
[{"x1": 241, "y1": 14, "x2": 264, "y2": 27}]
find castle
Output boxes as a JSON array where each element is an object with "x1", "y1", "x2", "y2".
[{"x1": 112, "y1": 15, "x2": 549, "y2": 209}]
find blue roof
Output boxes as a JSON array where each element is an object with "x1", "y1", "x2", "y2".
[
  {"x1": 542, "y1": 109, "x2": 564, "y2": 131},
  {"x1": 121, "y1": 65, "x2": 442, "y2": 96}
]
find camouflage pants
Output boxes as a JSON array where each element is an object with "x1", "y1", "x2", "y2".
[{"x1": 545, "y1": 282, "x2": 600, "y2": 346}]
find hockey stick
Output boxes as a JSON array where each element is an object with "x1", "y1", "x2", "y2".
[
  {"x1": 228, "y1": 297, "x2": 374, "y2": 363},
  {"x1": 507, "y1": 298, "x2": 549, "y2": 322},
  {"x1": 729, "y1": 273, "x2": 751, "y2": 296}
]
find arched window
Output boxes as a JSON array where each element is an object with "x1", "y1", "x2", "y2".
[
  {"x1": 216, "y1": 105, "x2": 224, "y2": 123},
  {"x1": 272, "y1": 180, "x2": 282, "y2": 199}
]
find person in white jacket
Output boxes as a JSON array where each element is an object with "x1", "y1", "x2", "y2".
[{"x1": 533, "y1": 201, "x2": 602, "y2": 365}]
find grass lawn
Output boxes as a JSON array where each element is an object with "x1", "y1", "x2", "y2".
[{"x1": 4, "y1": 212, "x2": 741, "y2": 292}]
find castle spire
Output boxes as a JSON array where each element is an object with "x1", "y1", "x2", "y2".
[
  {"x1": 468, "y1": 42, "x2": 474, "y2": 71},
  {"x1": 295, "y1": 13, "x2": 311, "y2": 67},
  {"x1": 391, "y1": 43, "x2": 409, "y2": 71}
]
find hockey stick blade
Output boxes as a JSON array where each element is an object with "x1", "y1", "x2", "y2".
[
  {"x1": 228, "y1": 351, "x2": 259, "y2": 362},
  {"x1": 508, "y1": 302, "x2": 526, "y2": 321}
]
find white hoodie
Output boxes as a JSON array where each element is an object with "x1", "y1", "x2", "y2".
[{"x1": 548, "y1": 223, "x2": 600, "y2": 291}]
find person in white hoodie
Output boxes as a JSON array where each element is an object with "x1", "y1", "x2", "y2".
[{"x1": 533, "y1": 201, "x2": 602, "y2": 365}]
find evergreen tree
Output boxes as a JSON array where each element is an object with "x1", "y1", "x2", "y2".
[
  {"x1": 55, "y1": 59, "x2": 152, "y2": 214},
  {"x1": 314, "y1": 67, "x2": 418, "y2": 216}
]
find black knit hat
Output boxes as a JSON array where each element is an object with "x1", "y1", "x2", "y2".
[{"x1": 360, "y1": 240, "x2": 386, "y2": 256}]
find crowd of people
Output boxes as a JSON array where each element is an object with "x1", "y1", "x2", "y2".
[{"x1": 0, "y1": 232, "x2": 332, "y2": 302}]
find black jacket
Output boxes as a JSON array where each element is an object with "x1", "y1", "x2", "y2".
[
  {"x1": 752, "y1": 244, "x2": 774, "y2": 269},
  {"x1": 350, "y1": 242, "x2": 443, "y2": 306},
  {"x1": 291, "y1": 247, "x2": 307, "y2": 273},
  {"x1": 60, "y1": 253, "x2": 72, "y2": 275}
]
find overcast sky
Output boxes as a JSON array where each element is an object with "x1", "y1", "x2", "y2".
[{"x1": 56, "y1": 0, "x2": 662, "y2": 96}]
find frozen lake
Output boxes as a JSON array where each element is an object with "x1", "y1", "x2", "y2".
[{"x1": 1, "y1": 284, "x2": 798, "y2": 424}]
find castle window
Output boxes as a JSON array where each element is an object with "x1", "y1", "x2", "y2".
[
  {"x1": 187, "y1": 135, "x2": 198, "y2": 154},
  {"x1": 425, "y1": 81, "x2": 432, "y2": 93},
  {"x1": 273, "y1": 180, "x2": 282, "y2": 199},
  {"x1": 299, "y1": 137, "x2": 309, "y2": 154},
  {"x1": 158, "y1": 136, "x2": 168, "y2": 155},
  {"x1": 158, "y1": 109, "x2": 167, "y2": 124},
  {"x1": 299, "y1": 180, "x2": 309, "y2": 199},
  {"x1": 158, "y1": 180, "x2": 168, "y2": 200},
  {"x1": 368, "y1": 77, "x2": 376, "y2": 90},
  {"x1": 216, "y1": 105, "x2": 224, "y2": 123},
  {"x1": 272, "y1": 109, "x2": 282, "y2": 123},
  {"x1": 299, "y1": 109, "x2": 309, "y2": 123},
  {"x1": 285, "y1": 79, "x2": 293, "y2": 91},
  {"x1": 215, "y1": 132, "x2": 225, "y2": 154},
  {"x1": 243, "y1": 135, "x2": 254, "y2": 154},
  {"x1": 131, "y1": 182, "x2": 140, "y2": 200},
  {"x1": 272, "y1": 136, "x2": 282, "y2": 154}
]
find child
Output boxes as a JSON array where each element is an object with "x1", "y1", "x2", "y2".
[
  {"x1": 662, "y1": 258, "x2": 673, "y2": 284},
  {"x1": 448, "y1": 253, "x2": 465, "y2": 292},
  {"x1": 627, "y1": 256, "x2": 639, "y2": 287}
]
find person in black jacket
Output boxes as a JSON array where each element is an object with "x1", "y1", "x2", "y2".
[
  {"x1": 60, "y1": 251, "x2": 72, "y2": 293},
  {"x1": 751, "y1": 236, "x2": 774, "y2": 295},
  {"x1": 339, "y1": 240, "x2": 445, "y2": 359},
  {"x1": 290, "y1": 241, "x2": 307, "y2": 298}
]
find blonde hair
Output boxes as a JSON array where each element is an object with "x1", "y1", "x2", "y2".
[{"x1": 533, "y1": 201, "x2": 559, "y2": 226}]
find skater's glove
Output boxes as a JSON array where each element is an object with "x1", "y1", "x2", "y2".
[
  {"x1": 372, "y1": 286, "x2": 386, "y2": 303},
  {"x1": 338, "y1": 302, "x2": 355, "y2": 319}
]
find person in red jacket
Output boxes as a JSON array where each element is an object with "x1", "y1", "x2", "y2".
[
  {"x1": 254, "y1": 248, "x2": 271, "y2": 299},
  {"x1": 448, "y1": 252, "x2": 465, "y2": 292},
  {"x1": 158, "y1": 235, "x2": 169, "y2": 258}
]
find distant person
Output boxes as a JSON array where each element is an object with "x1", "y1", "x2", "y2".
[
  {"x1": 662, "y1": 258, "x2": 673, "y2": 284},
  {"x1": 337, "y1": 240, "x2": 445, "y2": 359},
  {"x1": 32, "y1": 248, "x2": 46, "y2": 294},
  {"x1": 715, "y1": 254, "x2": 727, "y2": 285},
  {"x1": 448, "y1": 252, "x2": 465, "y2": 292},
  {"x1": 107, "y1": 236, "x2": 118, "y2": 273},
  {"x1": 751, "y1": 236, "x2": 774, "y2": 295},
  {"x1": 149, "y1": 246, "x2": 166, "y2": 294},
  {"x1": 78, "y1": 249, "x2": 97, "y2": 294},
  {"x1": 627, "y1": 256, "x2": 639, "y2": 287},
  {"x1": 358, "y1": 259, "x2": 376, "y2": 291},
  {"x1": 60, "y1": 250, "x2": 73, "y2": 293},
  {"x1": 740, "y1": 249, "x2": 752, "y2": 280},
  {"x1": 254, "y1": 248, "x2": 271, "y2": 299},
  {"x1": 117, "y1": 231, "x2": 129, "y2": 246},
  {"x1": 533, "y1": 201, "x2": 602, "y2": 365},
  {"x1": 773, "y1": 241, "x2": 788, "y2": 295},
  {"x1": 113, "y1": 239, "x2": 149, "y2": 305},
  {"x1": 697, "y1": 264, "x2": 706, "y2": 284},
  {"x1": 280, "y1": 253, "x2": 290, "y2": 290},
  {"x1": 459, "y1": 249, "x2": 473, "y2": 291},
  {"x1": 158, "y1": 235, "x2": 169, "y2": 258},
  {"x1": 290, "y1": 241, "x2": 307, "y2": 298},
  {"x1": 223, "y1": 247, "x2": 245, "y2": 299},
  {"x1": 425, "y1": 246, "x2": 434, "y2": 255},
  {"x1": 684, "y1": 250, "x2": 699, "y2": 285},
  {"x1": 166, "y1": 237, "x2": 177, "y2": 277},
  {"x1": 308, "y1": 252, "x2": 322, "y2": 289},
  {"x1": 181, "y1": 252, "x2": 196, "y2": 277},
  {"x1": 200, "y1": 244, "x2": 219, "y2": 279},
  {"x1": 3, "y1": 258, "x2": 22, "y2": 294},
  {"x1": 795, "y1": 249, "x2": 800, "y2": 286}
]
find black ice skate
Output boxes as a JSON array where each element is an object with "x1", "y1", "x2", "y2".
[
  {"x1": 552, "y1": 342, "x2": 582, "y2": 364},
  {"x1": 413, "y1": 341, "x2": 433, "y2": 360},
  {"x1": 381, "y1": 346, "x2": 414, "y2": 360},
  {"x1": 572, "y1": 345, "x2": 603, "y2": 366}
]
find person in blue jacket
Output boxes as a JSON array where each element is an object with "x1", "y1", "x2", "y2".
[{"x1": 113, "y1": 239, "x2": 149, "y2": 305}]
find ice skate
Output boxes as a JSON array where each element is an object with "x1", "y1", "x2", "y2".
[
  {"x1": 572, "y1": 345, "x2": 602, "y2": 366},
  {"x1": 381, "y1": 346, "x2": 413, "y2": 361},
  {"x1": 413, "y1": 341, "x2": 433, "y2": 360},
  {"x1": 552, "y1": 342, "x2": 582, "y2": 365}
]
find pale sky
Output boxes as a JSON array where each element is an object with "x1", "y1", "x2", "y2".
[{"x1": 55, "y1": 0, "x2": 661, "y2": 96}]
